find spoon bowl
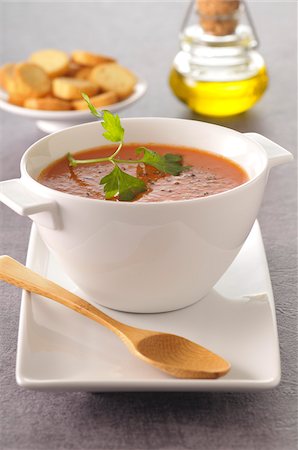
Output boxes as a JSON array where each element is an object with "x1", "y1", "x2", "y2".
[
  {"x1": 135, "y1": 333, "x2": 230, "y2": 379},
  {"x1": 0, "y1": 255, "x2": 230, "y2": 379}
]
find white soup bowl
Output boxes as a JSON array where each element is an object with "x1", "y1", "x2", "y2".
[{"x1": 0, "y1": 118, "x2": 293, "y2": 312}]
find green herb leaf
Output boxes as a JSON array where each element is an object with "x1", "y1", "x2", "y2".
[
  {"x1": 101, "y1": 110, "x2": 124, "y2": 143},
  {"x1": 82, "y1": 94, "x2": 124, "y2": 142},
  {"x1": 164, "y1": 154, "x2": 183, "y2": 163},
  {"x1": 81, "y1": 93, "x2": 103, "y2": 119},
  {"x1": 100, "y1": 165, "x2": 147, "y2": 201},
  {"x1": 135, "y1": 147, "x2": 185, "y2": 175}
]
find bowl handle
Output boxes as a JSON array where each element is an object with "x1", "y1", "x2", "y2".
[
  {"x1": 0, "y1": 179, "x2": 60, "y2": 230},
  {"x1": 244, "y1": 133, "x2": 293, "y2": 168}
]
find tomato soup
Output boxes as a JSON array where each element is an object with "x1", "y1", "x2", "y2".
[{"x1": 37, "y1": 143, "x2": 248, "y2": 201}]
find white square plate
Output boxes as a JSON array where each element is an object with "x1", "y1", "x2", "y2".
[{"x1": 16, "y1": 221, "x2": 280, "y2": 391}]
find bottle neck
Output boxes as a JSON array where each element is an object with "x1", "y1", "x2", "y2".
[{"x1": 175, "y1": 21, "x2": 265, "y2": 82}]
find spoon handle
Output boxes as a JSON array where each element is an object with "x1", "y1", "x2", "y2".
[{"x1": 0, "y1": 255, "x2": 130, "y2": 337}]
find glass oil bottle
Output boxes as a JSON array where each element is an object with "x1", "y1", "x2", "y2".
[{"x1": 169, "y1": 0, "x2": 268, "y2": 117}]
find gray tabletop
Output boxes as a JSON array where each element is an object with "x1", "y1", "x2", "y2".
[{"x1": 0, "y1": 2, "x2": 297, "y2": 450}]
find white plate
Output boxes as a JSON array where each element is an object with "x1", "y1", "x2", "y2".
[
  {"x1": 0, "y1": 79, "x2": 147, "y2": 133},
  {"x1": 16, "y1": 221, "x2": 280, "y2": 391}
]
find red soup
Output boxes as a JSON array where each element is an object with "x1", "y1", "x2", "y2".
[{"x1": 37, "y1": 143, "x2": 248, "y2": 202}]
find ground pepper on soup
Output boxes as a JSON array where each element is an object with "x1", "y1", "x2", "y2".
[{"x1": 37, "y1": 143, "x2": 248, "y2": 202}]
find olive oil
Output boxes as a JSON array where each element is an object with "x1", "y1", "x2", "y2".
[{"x1": 169, "y1": 65, "x2": 268, "y2": 117}]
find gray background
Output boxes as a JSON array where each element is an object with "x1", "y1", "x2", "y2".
[{"x1": 0, "y1": 1, "x2": 297, "y2": 450}]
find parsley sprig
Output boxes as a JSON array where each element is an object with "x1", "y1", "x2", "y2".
[{"x1": 67, "y1": 93, "x2": 188, "y2": 201}]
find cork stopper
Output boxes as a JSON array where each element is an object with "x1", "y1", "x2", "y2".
[{"x1": 196, "y1": 0, "x2": 240, "y2": 36}]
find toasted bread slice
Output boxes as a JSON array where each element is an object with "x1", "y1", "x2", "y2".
[
  {"x1": 75, "y1": 67, "x2": 93, "y2": 80},
  {"x1": 72, "y1": 91, "x2": 118, "y2": 110},
  {"x1": 90, "y1": 63, "x2": 136, "y2": 99},
  {"x1": 24, "y1": 97, "x2": 72, "y2": 111},
  {"x1": 29, "y1": 49, "x2": 70, "y2": 78},
  {"x1": 72, "y1": 50, "x2": 115, "y2": 67},
  {"x1": 65, "y1": 61, "x2": 81, "y2": 77},
  {"x1": 8, "y1": 94, "x2": 25, "y2": 107},
  {"x1": 52, "y1": 77, "x2": 99, "y2": 100},
  {"x1": 7, "y1": 63, "x2": 51, "y2": 99},
  {"x1": 0, "y1": 63, "x2": 15, "y2": 90}
]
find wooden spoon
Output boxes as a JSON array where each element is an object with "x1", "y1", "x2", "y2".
[{"x1": 0, "y1": 255, "x2": 231, "y2": 379}]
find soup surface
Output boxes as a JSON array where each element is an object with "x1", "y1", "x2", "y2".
[{"x1": 37, "y1": 143, "x2": 248, "y2": 202}]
